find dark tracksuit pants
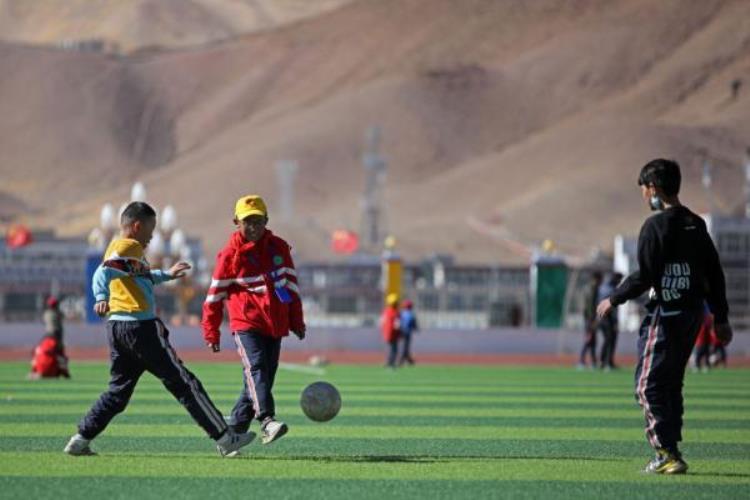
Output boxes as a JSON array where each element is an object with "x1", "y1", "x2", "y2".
[
  {"x1": 694, "y1": 343, "x2": 711, "y2": 369},
  {"x1": 599, "y1": 314, "x2": 618, "y2": 368},
  {"x1": 579, "y1": 326, "x2": 597, "y2": 365},
  {"x1": 386, "y1": 339, "x2": 398, "y2": 367},
  {"x1": 229, "y1": 331, "x2": 282, "y2": 432},
  {"x1": 399, "y1": 333, "x2": 414, "y2": 365},
  {"x1": 78, "y1": 319, "x2": 227, "y2": 440},
  {"x1": 634, "y1": 306, "x2": 703, "y2": 452}
]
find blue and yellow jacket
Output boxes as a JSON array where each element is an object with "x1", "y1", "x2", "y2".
[{"x1": 92, "y1": 238, "x2": 174, "y2": 321}]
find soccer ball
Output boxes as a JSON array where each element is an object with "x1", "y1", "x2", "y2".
[{"x1": 300, "y1": 381, "x2": 341, "y2": 422}]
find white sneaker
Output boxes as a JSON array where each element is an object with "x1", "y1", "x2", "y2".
[
  {"x1": 261, "y1": 419, "x2": 288, "y2": 445},
  {"x1": 64, "y1": 434, "x2": 97, "y2": 456},
  {"x1": 216, "y1": 430, "x2": 255, "y2": 457}
]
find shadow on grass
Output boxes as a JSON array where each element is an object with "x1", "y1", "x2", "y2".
[
  {"x1": 689, "y1": 471, "x2": 750, "y2": 479},
  {"x1": 234, "y1": 454, "x2": 623, "y2": 463}
]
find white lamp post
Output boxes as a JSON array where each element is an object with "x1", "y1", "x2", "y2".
[
  {"x1": 147, "y1": 231, "x2": 165, "y2": 267},
  {"x1": 100, "y1": 203, "x2": 116, "y2": 232},
  {"x1": 161, "y1": 205, "x2": 177, "y2": 234},
  {"x1": 131, "y1": 182, "x2": 147, "y2": 202}
]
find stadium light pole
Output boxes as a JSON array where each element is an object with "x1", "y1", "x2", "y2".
[
  {"x1": 276, "y1": 160, "x2": 298, "y2": 224},
  {"x1": 361, "y1": 126, "x2": 387, "y2": 254}
]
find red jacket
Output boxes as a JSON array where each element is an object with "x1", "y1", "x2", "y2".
[
  {"x1": 201, "y1": 230, "x2": 305, "y2": 344},
  {"x1": 381, "y1": 305, "x2": 401, "y2": 343},
  {"x1": 31, "y1": 336, "x2": 69, "y2": 378},
  {"x1": 694, "y1": 312, "x2": 714, "y2": 347}
]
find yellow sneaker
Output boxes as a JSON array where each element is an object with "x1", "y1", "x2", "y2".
[{"x1": 643, "y1": 448, "x2": 688, "y2": 474}]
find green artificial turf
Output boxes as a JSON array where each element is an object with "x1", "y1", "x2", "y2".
[{"x1": 0, "y1": 361, "x2": 748, "y2": 499}]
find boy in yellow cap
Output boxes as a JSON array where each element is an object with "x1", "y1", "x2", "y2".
[
  {"x1": 202, "y1": 195, "x2": 306, "y2": 446},
  {"x1": 381, "y1": 293, "x2": 401, "y2": 368}
]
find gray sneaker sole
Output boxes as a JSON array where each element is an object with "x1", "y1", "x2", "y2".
[
  {"x1": 64, "y1": 447, "x2": 97, "y2": 456},
  {"x1": 217, "y1": 432, "x2": 257, "y2": 458}
]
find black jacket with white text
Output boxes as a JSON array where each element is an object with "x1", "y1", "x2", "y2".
[{"x1": 609, "y1": 206, "x2": 729, "y2": 324}]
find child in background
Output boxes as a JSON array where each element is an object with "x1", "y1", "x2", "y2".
[
  {"x1": 691, "y1": 304, "x2": 714, "y2": 373},
  {"x1": 398, "y1": 299, "x2": 418, "y2": 366},
  {"x1": 381, "y1": 293, "x2": 400, "y2": 368},
  {"x1": 28, "y1": 334, "x2": 69, "y2": 379}
]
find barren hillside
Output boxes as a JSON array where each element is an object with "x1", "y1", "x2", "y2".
[
  {"x1": 0, "y1": 0, "x2": 352, "y2": 52},
  {"x1": 1, "y1": 0, "x2": 749, "y2": 263}
]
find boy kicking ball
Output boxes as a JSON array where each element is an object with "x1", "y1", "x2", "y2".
[{"x1": 64, "y1": 201, "x2": 254, "y2": 457}]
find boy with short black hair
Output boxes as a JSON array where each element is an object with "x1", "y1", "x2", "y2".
[
  {"x1": 597, "y1": 158, "x2": 732, "y2": 474},
  {"x1": 202, "y1": 195, "x2": 305, "y2": 446},
  {"x1": 64, "y1": 201, "x2": 254, "y2": 457}
]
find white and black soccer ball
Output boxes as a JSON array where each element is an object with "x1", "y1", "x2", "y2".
[{"x1": 300, "y1": 381, "x2": 341, "y2": 422}]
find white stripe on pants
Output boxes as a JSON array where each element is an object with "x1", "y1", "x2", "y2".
[
  {"x1": 234, "y1": 333, "x2": 261, "y2": 416},
  {"x1": 155, "y1": 323, "x2": 226, "y2": 434}
]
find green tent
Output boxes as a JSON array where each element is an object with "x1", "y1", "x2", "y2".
[{"x1": 532, "y1": 261, "x2": 568, "y2": 328}]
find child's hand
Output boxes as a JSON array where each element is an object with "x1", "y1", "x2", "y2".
[
  {"x1": 596, "y1": 298, "x2": 612, "y2": 320},
  {"x1": 169, "y1": 261, "x2": 191, "y2": 278},
  {"x1": 715, "y1": 323, "x2": 733, "y2": 346},
  {"x1": 94, "y1": 301, "x2": 109, "y2": 317}
]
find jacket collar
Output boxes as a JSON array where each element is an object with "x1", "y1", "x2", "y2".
[{"x1": 229, "y1": 229, "x2": 272, "y2": 254}]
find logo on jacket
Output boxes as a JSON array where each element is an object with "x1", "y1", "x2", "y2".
[{"x1": 661, "y1": 262, "x2": 690, "y2": 302}]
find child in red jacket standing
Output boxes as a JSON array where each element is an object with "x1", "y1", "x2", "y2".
[
  {"x1": 381, "y1": 293, "x2": 401, "y2": 368},
  {"x1": 202, "y1": 195, "x2": 306, "y2": 446}
]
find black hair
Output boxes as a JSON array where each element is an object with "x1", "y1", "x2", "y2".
[
  {"x1": 637, "y1": 159, "x2": 681, "y2": 196},
  {"x1": 121, "y1": 201, "x2": 156, "y2": 226}
]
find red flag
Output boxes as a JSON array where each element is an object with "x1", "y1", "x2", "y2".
[
  {"x1": 331, "y1": 230, "x2": 358, "y2": 254},
  {"x1": 6, "y1": 224, "x2": 32, "y2": 248}
]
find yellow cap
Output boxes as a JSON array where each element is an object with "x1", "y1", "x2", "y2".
[
  {"x1": 234, "y1": 195, "x2": 267, "y2": 220},
  {"x1": 386, "y1": 293, "x2": 399, "y2": 305}
]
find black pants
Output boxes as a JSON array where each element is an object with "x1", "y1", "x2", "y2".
[
  {"x1": 599, "y1": 315, "x2": 618, "y2": 368},
  {"x1": 229, "y1": 331, "x2": 281, "y2": 432},
  {"x1": 399, "y1": 334, "x2": 414, "y2": 365},
  {"x1": 711, "y1": 344, "x2": 727, "y2": 366},
  {"x1": 79, "y1": 319, "x2": 227, "y2": 440},
  {"x1": 634, "y1": 307, "x2": 702, "y2": 451},
  {"x1": 579, "y1": 328, "x2": 597, "y2": 365},
  {"x1": 386, "y1": 339, "x2": 398, "y2": 367},
  {"x1": 693, "y1": 343, "x2": 711, "y2": 369}
]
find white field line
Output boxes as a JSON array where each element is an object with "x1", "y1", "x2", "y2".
[{"x1": 278, "y1": 362, "x2": 326, "y2": 375}]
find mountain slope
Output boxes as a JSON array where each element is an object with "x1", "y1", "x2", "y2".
[{"x1": 1, "y1": 0, "x2": 749, "y2": 263}]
